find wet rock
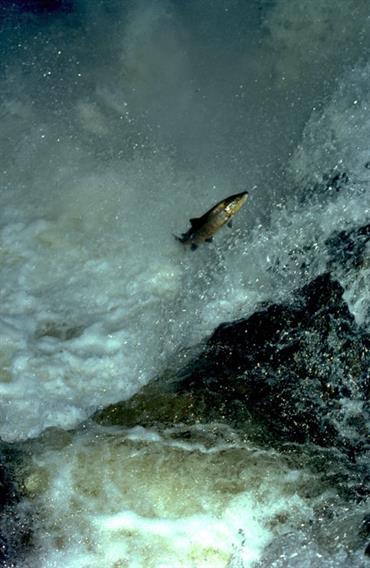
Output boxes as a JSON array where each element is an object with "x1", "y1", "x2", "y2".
[
  {"x1": 360, "y1": 512, "x2": 370, "y2": 558},
  {"x1": 93, "y1": 370, "x2": 270, "y2": 444},
  {"x1": 95, "y1": 387, "x2": 198, "y2": 429},
  {"x1": 365, "y1": 541, "x2": 370, "y2": 557},
  {"x1": 0, "y1": 448, "x2": 33, "y2": 566},
  {"x1": 176, "y1": 273, "x2": 369, "y2": 453},
  {"x1": 360, "y1": 513, "x2": 370, "y2": 539},
  {"x1": 325, "y1": 222, "x2": 370, "y2": 271},
  {"x1": 97, "y1": 273, "x2": 369, "y2": 460}
]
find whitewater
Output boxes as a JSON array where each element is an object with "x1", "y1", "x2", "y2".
[{"x1": 0, "y1": 0, "x2": 369, "y2": 566}]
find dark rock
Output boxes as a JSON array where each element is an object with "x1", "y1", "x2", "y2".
[
  {"x1": 95, "y1": 271, "x2": 369, "y2": 499},
  {"x1": 325, "y1": 222, "x2": 370, "y2": 271},
  {"x1": 360, "y1": 513, "x2": 370, "y2": 539},
  {"x1": 176, "y1": 273, "x2": 369, "y2": 453},
  {"x1": 0, "y1": 448, "x2": 33, "y2": 567},
  {"x1": 95, "y1": 387, "x2": 198, "y2": 429},
  {"x1": 0, "y1": 456, "x2": 18, "y2": 509}
]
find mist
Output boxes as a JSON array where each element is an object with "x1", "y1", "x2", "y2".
[
  {"x1": 1, "y1": 0, "x2": 370, "y2": 438},
  {"x1": 2, "y1": 0, "x2": 370, "y2": 221}
]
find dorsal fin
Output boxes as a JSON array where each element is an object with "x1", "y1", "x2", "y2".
[{"x1": 189, "y1": 217, "x2": 203, "y2": 228}]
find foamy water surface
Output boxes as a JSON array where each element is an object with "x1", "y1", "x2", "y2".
[{"x1": 1, "y1": 1, "x2": 370, "y2": 566}]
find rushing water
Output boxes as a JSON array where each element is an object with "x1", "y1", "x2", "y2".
[{"x1": 0, "y1": 1, "x2": 370, "y2": 566}]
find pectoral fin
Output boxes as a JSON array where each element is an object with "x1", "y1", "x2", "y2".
[
  {"x1": 205, "y1": 237, "x2": 213, "y2": 243},
  {"x1": 227, "y1": 220, "x2": 233, "y2": 228},
  {"x1": 191, "y1": 243, "x2": 198, "y2": 251}
]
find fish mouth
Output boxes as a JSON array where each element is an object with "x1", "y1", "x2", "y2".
[
  {"x1": 238, "y1": 191, "x2": 249, "y2": 204},
  {"x1": 226, "y1": 191, "x2": 249, "y2": 203},
  {"x1": 231, "y1": 191, "x2": 249, "y2": 205}
]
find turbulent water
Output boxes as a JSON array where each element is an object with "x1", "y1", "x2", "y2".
[{"x1": 0, "y1": 0, "x2": 370, "y2": 566}]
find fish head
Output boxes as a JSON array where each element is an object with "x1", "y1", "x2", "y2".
[{"x1": 224, "y1": 191, "x2": 249, "y2": 216}]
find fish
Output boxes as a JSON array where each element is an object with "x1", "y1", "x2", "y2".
[{"x1": 175, "y1": 191, "x2": 249, "y2": 250}]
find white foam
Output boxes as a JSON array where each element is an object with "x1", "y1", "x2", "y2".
[
  {"x1": 1, "y1": 4, "x2": 369, "y2": 567},
  {"x1": 289, "y1": 62, "x2": 370, "y2": 326},
  {"x1": 1, "y1": 0, "x2": 370, "y2": 443},
  {"x1": 1, "y1": 149, "x2": 370, "y2": 441},
  {"x1": 22, "y1": 427, "x2": 315, "y2": 568}
]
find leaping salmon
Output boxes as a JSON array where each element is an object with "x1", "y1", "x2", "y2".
[{"x1": 175, "y1": 191, "x2": 249, "y2": 250}]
